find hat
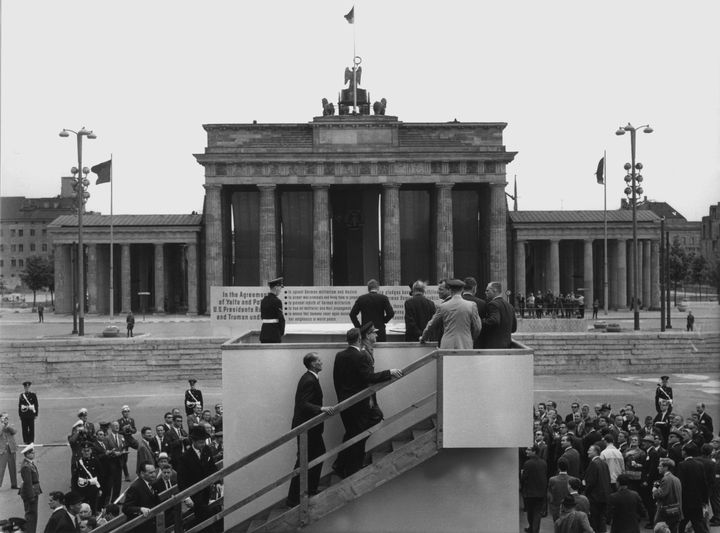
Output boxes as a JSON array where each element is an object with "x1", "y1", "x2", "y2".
[
  {"x1": 78, "y1": 408, "x2": 88, "y2": 416},
  {"x1": 158, "y1": 452, "x2": 169, "y2": 460},
  {"x1": 446, "y1": 279, "x2": 465, "y2": 290},
  {"x1": 600, "y1": 403, "x2": 611, "y2": 411},
  {"x1": 22, "y1": 381, "x2": 31, "y2": 387},
  {"x1": 98, "y1": 421, "x2": 111, "y2": 430},
  {"x1": 20, "y1": 443, "x2": 34, "y2": 455},
  {"x1": 189, "y1": 426, "x2": 209, "y2": 441},
  {"x1": 188, "y1": 378, "x2": 197, "y2": 385},
  {"x1": 660, "y1": 375, "x2": 669, "y2": 380},
  {"x1": 214, "y1": 431, "x2": 223, "y2": 437},
  {"x1": 121, "y1": 405, "x2": 130, "y2": 412},
  {"x1": 72, "y1": 420, "x2": 85, "y2": 429},
  {"x1": 80, "y1": 441, "x2": 93, "y2": 449},
  {"x1": 360, "y1": 322, "x2": 378, "y2": 337},
  {"x1": 268, "y1": 277, "x2": 284, "y2": 288}
]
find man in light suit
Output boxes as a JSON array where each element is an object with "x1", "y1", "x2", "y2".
[
  {"x1": 481, "y1": 281, "x2": 517, "y2": 349},
  {"x1": 104, "y1": 421, "x2": 126, "y2": 504},
  {"x1": 286, "y1": 352, "x2": 335, "y2": 507},
  {"x1": 0, "y1": 412, "x2": 18, "y2": 489},
  {"x1": 420, "y1": 279, "x2": 481, "y2": 349},
  {"x1": 122, "y1": 461, "x2": 160, "y2": 533}
]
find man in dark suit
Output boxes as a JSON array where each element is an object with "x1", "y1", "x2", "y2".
[
  {"x1": 166, "y1": 415, "x2": 189, "y2": 468},
  {"x1": 640, "y1": 433, "x2": 666, "y2": 527},
  {"x1": 697, "y1": 402, "x2": 714, "y2": 441},
  {"x1": 286, "y1": 352, "x2": 335, "y2": 507},
  {"x1": 122, "y1": 461, "x2": 160, "y2": 533},
  {"x1": 677, "y1": 447, "x2": 711, "y2": 533},
  {"x1": 177, "y1": 426, "x2": 219, "y2": 532},
  {"x1": 259, "y1": 277, "x2": 285, "y2": 343},
  {"x1": 520, "y1": 445, "x2": 547, "y2": 533},
  {"x1": 349, "y1": 279, "x2": 395, "y2": 342},
  {"x1": 403, "y1": 281, "x2": 435, "y2": 341},
  {"x1": 584, "y1": 444, "x2": 611, "y2": 533},
  {"x1": 332, "y1": 328, "x2": 402, "y2": 478},
  {"x1": 607, "y1": 474, "x2": 646, "y2": 532},
  {"x1": 461, "y1": 277, "x2": 486, "y2": 348},
  {"x1": 103, "y1": 421, "x2": 126, "y2": 504},
  {"x1": 481, "y1": 281, "x2": 517, "y2": 349},
  {"x1": 18, "y1": 381, "x2": 38, "y2": 445},
  {"x1": 43, "y1": 491, "x2": 75, "y2": 533}
]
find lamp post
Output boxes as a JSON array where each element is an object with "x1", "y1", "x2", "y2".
[
  {"x1": 615, "y1": 122, "x2": 653, "y2": 331},
  {"x1": 59, "y1": 127, "x2": 96, "y2": 336},
  {"x1": 660, "y1": 216, "x2": 665, "y2": 332}
]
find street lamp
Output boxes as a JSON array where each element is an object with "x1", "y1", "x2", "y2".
[
  {"x1": 59, "y1": 127, "x2": 96, "y2": 336},
  {"x1": 615, "y1": 122, "x2": 653, "y2": 331}
]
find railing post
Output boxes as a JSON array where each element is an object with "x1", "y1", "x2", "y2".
[
  {"x1": 173, "y1": 500, "x2": 184, "y2": 533},
  {"x1": 299, "y1": 431, "x2": 309, "y2": 525},
  {"x1": 155, "y1": 510, "x2": 165, "y2": 533},
  {"x1": 435, "y1": 351, "x2": 443, "y2": 449}
]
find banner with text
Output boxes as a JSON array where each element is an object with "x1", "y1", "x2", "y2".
[{"x1": 210, "y1": 285, "x2": 440, "y2": 338}]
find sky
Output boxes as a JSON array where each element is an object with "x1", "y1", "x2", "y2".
[{"x1": 2, "y1": 1, "x2": 719, "y2": 221}]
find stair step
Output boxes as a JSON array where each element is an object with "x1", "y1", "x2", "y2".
[
  {"x1": 391, "y1": 439, "x2": 410, "y2": 451},
  {"x1": 247, "y1": 519, "x2": 264, "y2": 533},
  {"x1": 267, "y1": 508, "x2": 286, "y2": 521},
  {"x1": 371, "y1": 451, "x2": 389, "y2": 463},
  {"x1": 412, "y1": 429, "x2": 427, "y2": 440}
]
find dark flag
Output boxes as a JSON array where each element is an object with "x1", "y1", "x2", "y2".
[
  {"x1": 344, "y1": 7, "x2": 354, "y2": 24},
  {"x1": 91, "y1": 159, "x2": 112, "y2": 185},
  {"x1": 595, "y1": 157, "x2": 604, "y2": 184}
]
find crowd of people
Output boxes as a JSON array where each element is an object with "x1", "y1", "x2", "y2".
[
  {"x1": 1, "y1": 379, "x2": 224, "y2": 533},
  {"x1": 521, "y1": 375, "x2": 717, "y2": 533},
  {"x1": 517, "y1": 291, "x2": 588, "y2": 320}
]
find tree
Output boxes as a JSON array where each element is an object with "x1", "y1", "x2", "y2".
[
  {"x1": 707, "y1": 255, "x2": 720, "y2": 304},
  {"x1": 19, "y1": 255, "x2": 53, "y2": 308},
  {"x1": 668, "y1": 236, "x2": 690, "y2": 305},
  {"x1": 687, "y1": 253, "x2": 709, "y2": 300}
]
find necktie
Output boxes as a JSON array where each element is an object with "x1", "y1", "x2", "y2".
[{"x1": 166, "y1": 480, "x2": 171, "y2": 490}]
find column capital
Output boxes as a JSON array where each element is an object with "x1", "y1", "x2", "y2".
[
  {"x1": 257, "y1": 183, "x2": 277, "y2": 191},
  {"x1": 203, "y1": 183, "x2": 222, "y2": 192},
  {"x1": 435, "y1": 182, "x2": 454, "y2": 190},
  {"x1": 382, "y1": 182, "x2": 400, "y2": 189}
]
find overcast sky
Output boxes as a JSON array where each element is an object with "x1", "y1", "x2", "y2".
[{"x1": 2, "y1": 1, "x2": 719, "y2": 221}]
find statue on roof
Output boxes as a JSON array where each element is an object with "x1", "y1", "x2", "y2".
[
  {"x1": 321, "y1": 98, "x2": 335, "y2": 116},
  {"x1": 344, "y1": 66, "x2": 362, "y2": 91},
  {"x1": 373, "y1": 98, "x2": 387, "y2": 115}
]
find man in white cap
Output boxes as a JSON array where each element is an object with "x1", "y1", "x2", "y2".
[
  {"x1": 19, "y1": 443, "x2": 42, "y2": 533},
  {"x1": 117, "y1": 405, "x2": 137, "y2": 482}
]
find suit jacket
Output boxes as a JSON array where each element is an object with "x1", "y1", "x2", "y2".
[
  {"x1": 676, "y1": 457, "x2": 709, "y2": 513},
  {"x1": 421, "y1": 294, "x2": 481, "y2": 349},
  {"x1": 104, "y1": 431, "x2": 126, "y2": 466},
  {"x1": 520, "y1": 455, "x2": 547, "y2": 498},
  {"x1": 699, "y1": 411, "x2": 714, "y2": 437},
  {"x1": 349, "y1": 291, "x2": 395, "y2": 332},
  {"x1": 177, "y1": 446, "x2": 217, "y2": 507},
  {"x1": 571, "y1": 492, "x2": 591, "y2": 514},
  {"x1": 641, "y1": 445, "x2": 666, "y2": 484},
  {"x1": 584, "y1": 456, "x2": 611, "y2": 503},
  {"x1": 123, "y1": 478, "x2": 160, "y2": 533},
  {"x1": 607, "y1": 487, "x2": 645, "y2": 533},
  {"x1": 559, "y1": 446, "x2": 581, "y2": 478},
  {"x1": 462, "y1": 293, "x2": 487, "y2": 348},
  {"x1": 403, "y1": 294, "x2": 436, "y2": 341},
  {"x1": 653, "y1": 471, "x2": 682, "y2": 518},
  {"x1": 292, "y1": 371, "x2": 324, "y2": 434},
  {"x1": 136, "y1": 440, "x2": 155, "y2": 474},
  {"x1": 43, "y1": 507, "x2": 76, "y2": 533},
  {"x1": 0, "y1": 423, "x2": 17, "y2": 454},
  {"x1": 165, "y1": 426, "x2": 188, "y2": 465},
  {"x1": 481, "y1": 296, "x2": 517, "y2": 349},
  {"x1": 547, "y1": 472, "x2": 576, "y2": 511},
  {"x1": 554, "y1": 510, "x2": 593, "y2": 533}
]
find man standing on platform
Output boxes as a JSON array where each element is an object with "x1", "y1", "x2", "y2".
[
  {"x1": 18, "y1": 381, "x2": 38, "y2": 444},
  {"x1": 333, "y1": 328, "x2": 402, "y2": 478},
  {"x1": 349, "y1": 279, "x2": 395, "y2": 342},
  {"x1": 19, "y1": 444, "x2": 42, "y2": 533},
  {"x1": 461, "y1": 277, "x2": 486, "y2": 348},
  {"x1": 286, "y1": 352, "x2": 335, "y2": 507},
  {"x1": 481, "y1": 281, "x2": 517, "y2": 349},
  {"x1": 420, "y1": 279, "x2": 481, "y2": 349},
  {"x1": 259, "y1": 277, "x2": 286, "y2": 343},
  {"x1": 403, "y1": 281, "x2": 435, "y2": 342}
]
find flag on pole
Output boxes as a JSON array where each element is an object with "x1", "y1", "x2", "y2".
[
  {"x1": 595, "y1": 157, "x2": 605, "y2": 184},
  {"x1": 91, "y1": 159, "x2": 112, "y2": 185},
  {"x1": 344, "y1": 6, "x2": 354, "y2": 23}
]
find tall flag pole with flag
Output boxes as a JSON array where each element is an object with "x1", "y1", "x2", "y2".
[
  {"x1": 344, "y1": 6, "x2": 358, "y2": 112},
  {"x1": 596, "y1": 152, "x2": 608, "y2": 315},
  {"x1": 91, "y1": 156, "x2": 114, "y2": 319}
]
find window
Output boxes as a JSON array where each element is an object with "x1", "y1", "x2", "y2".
[
  {"x1": 11, "y1": 244, "x2": 16, "y2": 252},
  {"x1": 10, "y1": 229, "x2": 16, "y2": 237},
  {"x1": 0, "y1": 260, "x2": 3, "y2": 267},
  {"x1": 42, "y1": 244, "x2": 48, "y2": 252},
  {"x1": 30, "y1": 229, "x2": 35, "y2": 236},
  {"x1": 0, "y1": 244, "x2": 3, "y2": 252},
  {"x1": 11, "y1": 259, "x2": 16, "y2": 267},
  {"x1": 18, "y1": 259, "x2": 23, "y2": 267},
  {"x1": 18, "y1": 244, "x2": 23, "y2": 252},
  {"x1": 42, "y1": 229, "x2": 47, "y2": 235},
  {"x1": 18, "y1": 229, "x2": 23, "y2": 237},
  {"x1": 30, "y1": 244, "x2": 36, "y2": 251}
]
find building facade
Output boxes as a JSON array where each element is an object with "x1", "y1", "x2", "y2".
[{"x1": 701, "y1": 202, "x2": 720, "y2": 260}]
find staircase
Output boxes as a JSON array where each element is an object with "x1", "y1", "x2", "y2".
[{"x1": 233, "y1": 417, "x2": 439, "y2": 533}]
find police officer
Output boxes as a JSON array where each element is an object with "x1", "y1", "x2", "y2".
[
  {"x1": 185, "y1": 379, "x2": 204, "y2": 416},
  {"x1": 18, "y1": 381, "x2": 38, "y2": 444},
  {"x1": 72, "y1": 442, "x2": 102, "y2": 514},
  {"x1": 259, "y1": 277, "x2": 286, "y2": 343}
]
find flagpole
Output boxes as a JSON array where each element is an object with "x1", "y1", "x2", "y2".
[
  {"x1": 352, "y1": 8, "x2": 357, "y2": 112},
  {"x1": 603, "y1": 149, "x2": 608, "y2": 316},
  {"x1": 109, "y1": 154, "x2": 114, "y2": 319}
]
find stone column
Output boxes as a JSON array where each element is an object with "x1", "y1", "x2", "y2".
[
  {"x1": 258, "y1": 184, "x2": 278, "y2": 284},
  {"x1": 186, "y1": 242, "x2": 198, "y2": 315},
  {"x1": 549, "y1": 239, "x2": 560, "y2": 296},
  {"x1": 435, "y1": 183, "x2": 454, "y2": 281},
  {"x1": 312, "y1": 186, "x2": 331, "y2": 285},
  {"x1": 54, "y1": 244, "x2": 71, "y2": 313},
  {"x1": 86, "y1": 244, "x2": 98, "y2": 314},
  {"x1": 154, "y1": 243, "x2": 165, "y2": 314},
  {"x1": 514, "y1": 240, "x2": 526, "y2": 300},
  {"x1": 121, "y1": 244, "x2": 131, "y2": 313},
  {"x1": 642, "y1": 240, "x2": 651, "y2": 309},
  {"x1": 203, "y1": 184, "x2": 223, "y2": 312},
  {"x1": 382, "y1": 183, "x2": 401, "y2": 285},
  {"x1": 583, "y1": 239, "x2": 594, "y2": 309},
  {"x1": 615, "y1": 239, "x2": 627, "y2": 309},
  {"x1": 489, "y1": 183, "x2": 508, "y2": 290},
  {"x1": 650, "y1": 240, "x2": 660, "y2": 309}
]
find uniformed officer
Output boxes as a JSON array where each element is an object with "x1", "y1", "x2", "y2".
[
  {"x1": 18, "y1": 381, "x2": 38, "y2": 445},
  {"x1": 19, "y1": 444, "x2": 41, "y2": 533},
  {"x1": 259, "y1": 277, "x2": 286, "y2": 343},
  {"x1": 72, "y1": 442, "x2": 102, "y2": 513},
  {"x1": 655, "y1": 375, "x2": 673, "y2": 414},
  {"x1": 184, "y1": 379, "x2": 204, "y2": 416}
]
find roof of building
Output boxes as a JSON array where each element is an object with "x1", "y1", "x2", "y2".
[
  {"x1": 508, "y1": 210, "x2": 660, "y2": 224},
  {"x1": 1, "y1": 196, "x2": 75, "y2": 222},
  {"x1": 634, "y1": 200, "x2": 686, "y2": 220},
  {"x1": 48, "y1": 214, "x2": 203, "y2": 228}
]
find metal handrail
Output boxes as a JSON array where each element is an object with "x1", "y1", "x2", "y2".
[{"x1": 104, "y1": 348, "x2": 442, "y2": 533}]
